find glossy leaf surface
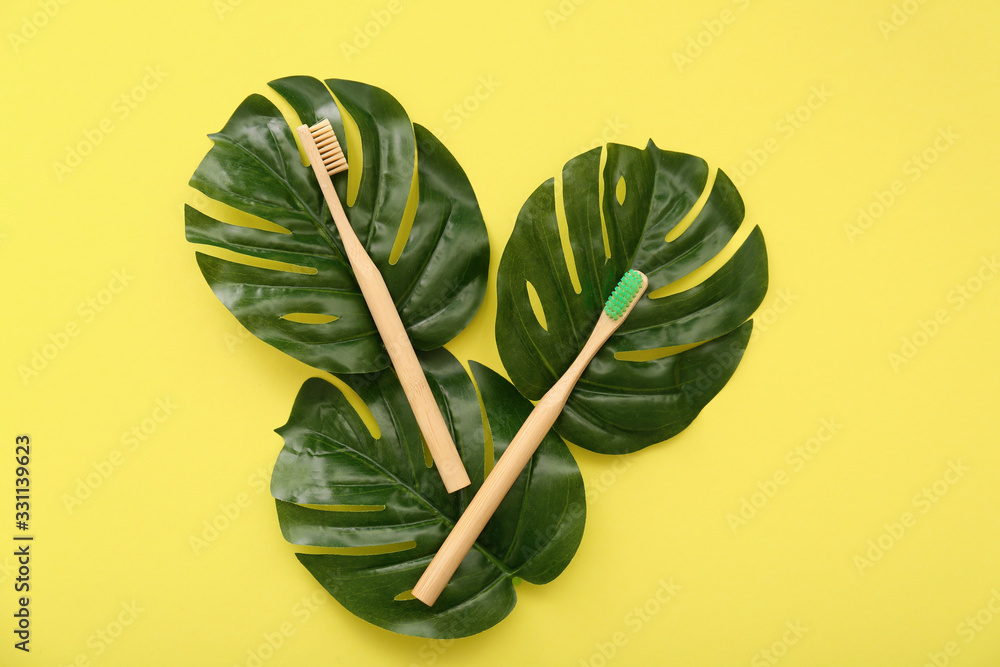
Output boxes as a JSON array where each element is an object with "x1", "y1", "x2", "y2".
[
  {"x1": 496, "y1": 142, "x2": 768, "y2": 453},
  {"x1": 186, "y1": 77, "x2": 489, "y2": 373},
  {"x1": 270, "y1": 349, "x2": 585, "y2": 638}
]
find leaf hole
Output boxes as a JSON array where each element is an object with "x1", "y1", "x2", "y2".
[
  {"x1": 261, "y1": 86, "x2": 312, "y2": 169},
  {"x1": 421, "y1": 436, "x2": 433, "y2": 468},
  {"x1": 280, "y1": 313, "x2": 339, "y2": 324},
  {"x1": 194, "y1": 247, "x2": 319, "y2": 275},
  {"x1": 597, "y1": 146, "x2": 612, "y2": 259},
  {"x1": 615, "y1": 175, "x2": 626, "y2": 206},
  {"x1": 394, "y1": 590, "x2": 417, "y2": 601},
  {"x1": 295, "y1": 541, "x2": 415, "y2": 556},
  {"x1": 664, "y1": 167, "x2": 716, "y2": 243},
  {"x1": 554, "y1": 172, "x2": 583, "y2": 294},
  {"x1": 324, "y1": 376, "x2": 382, "y2": 440},
  {"x1": 388, "y1": 144, "x2": 420, "y2": 265},
  {"x1": 187, "y1": 190, "x2": 292, "y2": 235},
  {"x1": 328, "y1": 90, "x2": 364, "y2": 208},
  {"x1": 614, "y1": 341, "x2": 705, "y2": 362},
  {"x1": 297, "y1": 504, "x2": 385, "y2": 512},
  {"x1": 526, "y1": 281, "x2": 548, "y2": 331},
  {"x1": 468, "y1": 367, "x2": 495, "y2": 478}
]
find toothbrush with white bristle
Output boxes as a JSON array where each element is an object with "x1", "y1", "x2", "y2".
[{"x1": 296, "y1": 119, "x2": 471, "y2": 493}]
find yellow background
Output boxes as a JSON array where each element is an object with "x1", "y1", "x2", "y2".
[{"x1": 3, "y1": 0, "x2": 1000, "y2": 664}]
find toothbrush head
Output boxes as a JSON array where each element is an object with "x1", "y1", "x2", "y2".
[
  {"x1": 604, "y1": 269, "x2": 647, "y2": 320},
  {"x1": 308, "y1": 119, "x2": 348, "y2": 176}
]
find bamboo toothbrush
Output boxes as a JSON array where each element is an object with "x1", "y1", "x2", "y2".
[
  {"x1": 296, "y1": 119, "x2": 471, "y2": 493},
  {"x1": 412, "y1": 269, "x2": 648, "y2": 605}
]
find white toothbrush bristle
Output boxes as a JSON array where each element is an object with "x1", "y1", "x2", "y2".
[{"x1": 309, "y1": 119, "x2": 348, "y2": 175}]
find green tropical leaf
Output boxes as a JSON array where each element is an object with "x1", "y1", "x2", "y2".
[
  {"x1": 496, "y1": 141, "x2": 768, "y2": 454},
  {"x1": 185, "y1": 77, "x2": 489, "y2": 374},
  {"x1": 270, "y1": 348, "x2": 586, "y2": 638}
]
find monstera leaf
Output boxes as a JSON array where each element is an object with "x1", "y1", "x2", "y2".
[
  {"x1": 496, "y1": 141, "x2": 768, "y2": 454},
  {"x1": 270, "y1": 349, "x2": 586, "y2": 638},
  {"x1": 185, "y1": 77, "x2": 489, "y2": 373}
]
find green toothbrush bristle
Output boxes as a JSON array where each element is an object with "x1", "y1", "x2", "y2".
[{"x1": 604, "y1": 269, "x2": 643, "y2": 320}]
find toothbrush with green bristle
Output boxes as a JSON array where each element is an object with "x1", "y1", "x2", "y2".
[{"x1": 412, "y1": 269, "x2": 649, "y2": 606}]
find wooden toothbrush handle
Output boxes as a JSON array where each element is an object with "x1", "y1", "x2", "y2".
[
  {"x1": 412, "y1": 380, "x2": 573, "y2": 606},
  {"x1": 297, "y1": 126, "x2": 470, "y2": 492}
]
